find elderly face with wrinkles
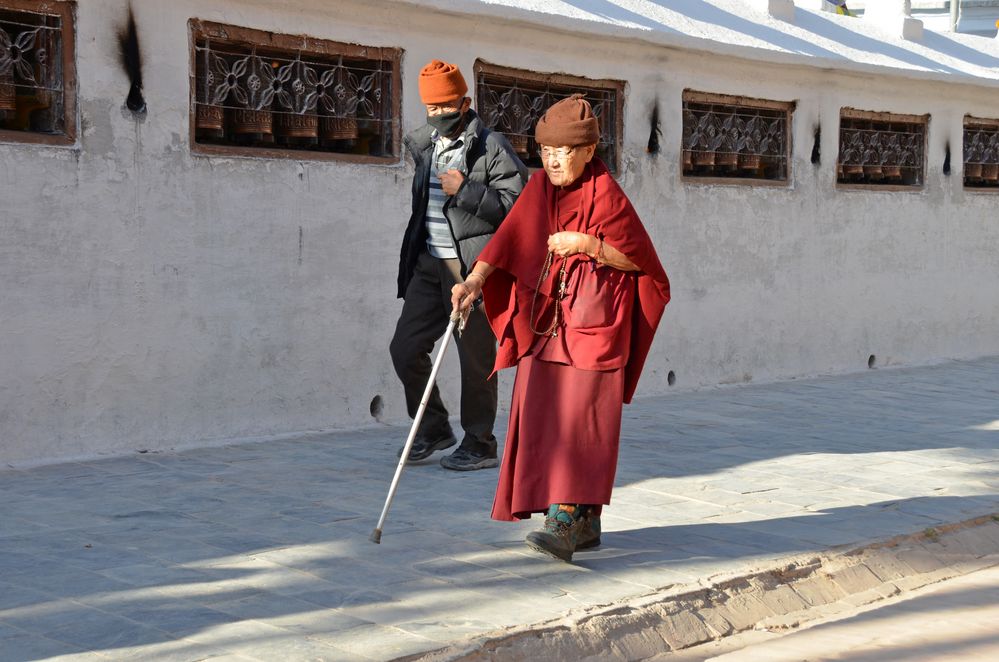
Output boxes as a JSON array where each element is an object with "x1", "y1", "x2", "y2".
[{"x1": 537, "y1": 143, "x2": 597, "y2": 187}]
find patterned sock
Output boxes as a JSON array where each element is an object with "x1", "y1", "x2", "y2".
[{"x1": 548, "y1": 504, "x2": 584, "y2": 525}]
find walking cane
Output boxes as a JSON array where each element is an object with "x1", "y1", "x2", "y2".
[{"x1": 371, "y1": 310, "x2": 466, "y2": 544}]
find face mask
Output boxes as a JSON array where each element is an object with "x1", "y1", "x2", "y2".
[{"x1": 427, "y1": 109, "x2": 464, "y2": 136}]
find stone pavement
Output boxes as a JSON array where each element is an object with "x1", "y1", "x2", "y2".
[
  {"x1": 671, "y1": 565, "x2": 999, "y2": 661},
  {"x1": 1, "y1": 357, "x2": 998, "y2": 661}
]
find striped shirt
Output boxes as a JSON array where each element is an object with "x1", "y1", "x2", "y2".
[{"x1": 425, "y1": 132, "x2": 466, "y2": 259}]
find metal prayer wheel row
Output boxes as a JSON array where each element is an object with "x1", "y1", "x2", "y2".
[
  {"x1": 195, "y1": 103, "x2": 363, "y2": 142},
  {"x1": 839, "y1": 163, "x2": 905, "y2": 180},
  {"x1": 965, "y1": 163, "x2": 999, "y2": 182},
  {"x1": 684, "y1": 150, "x2": 762, "y2": 171}
]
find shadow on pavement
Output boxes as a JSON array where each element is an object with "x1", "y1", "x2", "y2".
[{"x1": 0, "y1": 360, "x2": 997, "y2": 658}]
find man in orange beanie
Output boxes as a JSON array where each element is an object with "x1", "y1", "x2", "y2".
[{"x1": 391, "y1": 60, "x2": 527, "y2": 470}]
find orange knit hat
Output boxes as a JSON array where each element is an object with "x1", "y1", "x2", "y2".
[
  {"x1": 418, "y1": 60, "x2": 468, "y2": 105},
  {"x1": 535, "y1": 93, "x2": 601, "y2": 147}
]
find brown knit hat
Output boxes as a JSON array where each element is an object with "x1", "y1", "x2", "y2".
[
  {"x1": 535, "y1": 93, "x2": 600, "y2": 147},
  {"x1": 418, "y1": 60, "x2": 468, "y2": 104}
]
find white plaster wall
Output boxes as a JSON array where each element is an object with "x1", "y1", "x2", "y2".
[{"x1": 2, "y1": 0, "x2": 998, "y2": 466}]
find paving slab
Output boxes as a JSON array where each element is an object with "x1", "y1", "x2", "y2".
[
  {"x1": 1, "y1": 357, "x2": 997, "y2": 661},
  {"x1": 682, "y1": 565, "x2": 999, "y2": 662}
]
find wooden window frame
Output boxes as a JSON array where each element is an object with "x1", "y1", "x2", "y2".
[
  {"x1": 836, "y1": 107, "x2": 928, "y2": 192},
  {"x1": 681, "y1": 90, "x2": 795, "y2": 188},
  {"x1": 0, "y1": 0, "x2": 77, "y2": 147},
  {"x1": 473, "y1": 59, "x2": 625, "y2": 174},
  {"x1": 963, "y1": 115, "x2": 999, "y2": 193},
  {"x1": 188, "y1": 19, "x2": 402, "y2": 164}
]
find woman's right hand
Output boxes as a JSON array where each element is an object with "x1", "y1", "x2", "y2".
[{"x1": 451, "y1": 277, "x2": 482, "y2": 317}]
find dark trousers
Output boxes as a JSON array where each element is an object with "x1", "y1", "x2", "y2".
[{"x1": 390, "y1": 252, "x2": 498, "y2": 456}]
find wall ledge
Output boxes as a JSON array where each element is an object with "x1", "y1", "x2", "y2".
[{"x1": 750, "y1": 0, "x2": 797, "y2": 21}]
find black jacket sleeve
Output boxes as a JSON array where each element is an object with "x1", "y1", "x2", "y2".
[{"x1": 452, "y1": 135, "x2": 528, "y2": 229}]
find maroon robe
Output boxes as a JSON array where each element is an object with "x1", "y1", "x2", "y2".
[{"x1": 477, "y1": 159, "x2": 670, "y2": 521}]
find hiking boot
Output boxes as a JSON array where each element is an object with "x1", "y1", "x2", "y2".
[
  {"x1": 525, "y1": 504, "x2": 586, "y2": 562},
  {"x1": 439, "y1": 446, "x2": 499, "y2": 471},
  {"x1": 576, "y1": 513, "x2": 601, "y2": 550},
  {"x1": 398, "y1": 425, "x2": 457, "y2": 462}
]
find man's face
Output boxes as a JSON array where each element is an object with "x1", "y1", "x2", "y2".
[
  {"x1": 539, "y1": 144, "x2": 596, "y2": 187},
  {"x1": 425, "y1": 96, "x2": 470, "y2": 117}
]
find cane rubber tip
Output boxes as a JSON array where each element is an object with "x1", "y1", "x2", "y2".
[{"x1": 370, "y1": 529, "x2": 382, "y2": 544}]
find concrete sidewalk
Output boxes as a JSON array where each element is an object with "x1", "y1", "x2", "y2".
[
  {"x1": 1, "y1": 358, "x2": 998, "y2": 661},
  {"x1": 686, "y1": 565, "x2": 999, "y2": 662}
]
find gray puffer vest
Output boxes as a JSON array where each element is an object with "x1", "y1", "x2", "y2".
[{"x1": 397, "y1": 110, "x2": 528, "y2": 298}]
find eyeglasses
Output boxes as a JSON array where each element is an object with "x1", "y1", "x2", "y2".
[
  {"x1": 538, "y1": 146, "x2": 575, "y2": 160},
  {"x1": 427, "y1": 105, "x2": 462, "y2": 115}
]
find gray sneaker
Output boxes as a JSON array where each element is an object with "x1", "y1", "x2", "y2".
[
  {"x1": 398, "y1": 425, "x2": 457, "y2": 462},
  {"x1": 439, "y1": 447, "x2": 499, "y2": 471}
]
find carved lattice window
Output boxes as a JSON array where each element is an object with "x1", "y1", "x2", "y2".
[
  {"x1": 190, "y1": 21, "x2": 401, "y2": 162},
  {"x1": 0, "y1": 0, "x2": 75, "y2": 145},
  {"x1": 963, "y1": 117, "x2": 999, "y2": 190},
  {"x1": 838, "y1": 109, "x2": 926, "y2": 188},
  {"x1": 474, "y1": 60, "x2": 623, "y2": 174},
  {"x1": 682, "y1": 91, "x2": 793, "y2": 183}
]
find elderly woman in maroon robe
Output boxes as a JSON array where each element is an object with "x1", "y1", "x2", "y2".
[{"x1": 451, "y1": 94, "x2": 670, "y2": 562}]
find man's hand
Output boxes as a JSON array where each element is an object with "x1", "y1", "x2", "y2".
[
  {"x1": 439, "y1": 169, "x2": 465, "y2": 196},
  {"x1": 547, "y1": 231, "x2": 597, "y2": 258}
]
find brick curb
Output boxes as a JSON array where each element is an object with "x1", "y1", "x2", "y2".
[{"x1": 401, "y1": 515, "x2": 999, "y2": 661}]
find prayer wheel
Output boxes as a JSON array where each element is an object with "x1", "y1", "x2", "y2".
[
  {"x1": 320, "y1": 115, "x2": 358, "y2": 141},
  {"x1": 693, "y1": 150, "x2": 715, "y2": 167},
  {"x1": 196, "y1": 104, "x2": 224, "y2": 138},
  {"x1": 359, "y1": 117, "x2": 382, "y2": 135},
  {"x1": 0, "y1": 71, "x2": 16, "y2": 112},
  {"x1": 230, "y1": 108, "x2": 272, "y2": 135},
  {"x1": 842, "y1": 164, "x2": 864, "y2": 178},
  {"x1": 863, "y1": 164, "x2": 884, "y2": 179},
  {"x1": 739, "y1": 154, "x2": 761, "y2": 170},
  {"x1": 275, "y1": 112, "x2": 319, "y2": 142},
  {"x1": 508, "y1": 134, "x2": 529, "y2": 156},
  {"x1": 883, "y1": 165, "x2": 902, "y2": 180},
  {"x1": 716, "y1": 151, "x2": 738, "y2": 168}
]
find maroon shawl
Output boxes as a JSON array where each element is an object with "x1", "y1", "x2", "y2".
[{"x1": 477, "y1": 158, "x2": 670, "y2": 403}]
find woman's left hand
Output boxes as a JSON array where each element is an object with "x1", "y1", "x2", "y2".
[{"x1": 547, "y1": 231, "x2": 595, "y2": 258}]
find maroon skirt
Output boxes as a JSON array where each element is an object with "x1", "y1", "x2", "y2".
[{"x1": 491, "y1": 355, "x2": 625, "y2": 521}]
